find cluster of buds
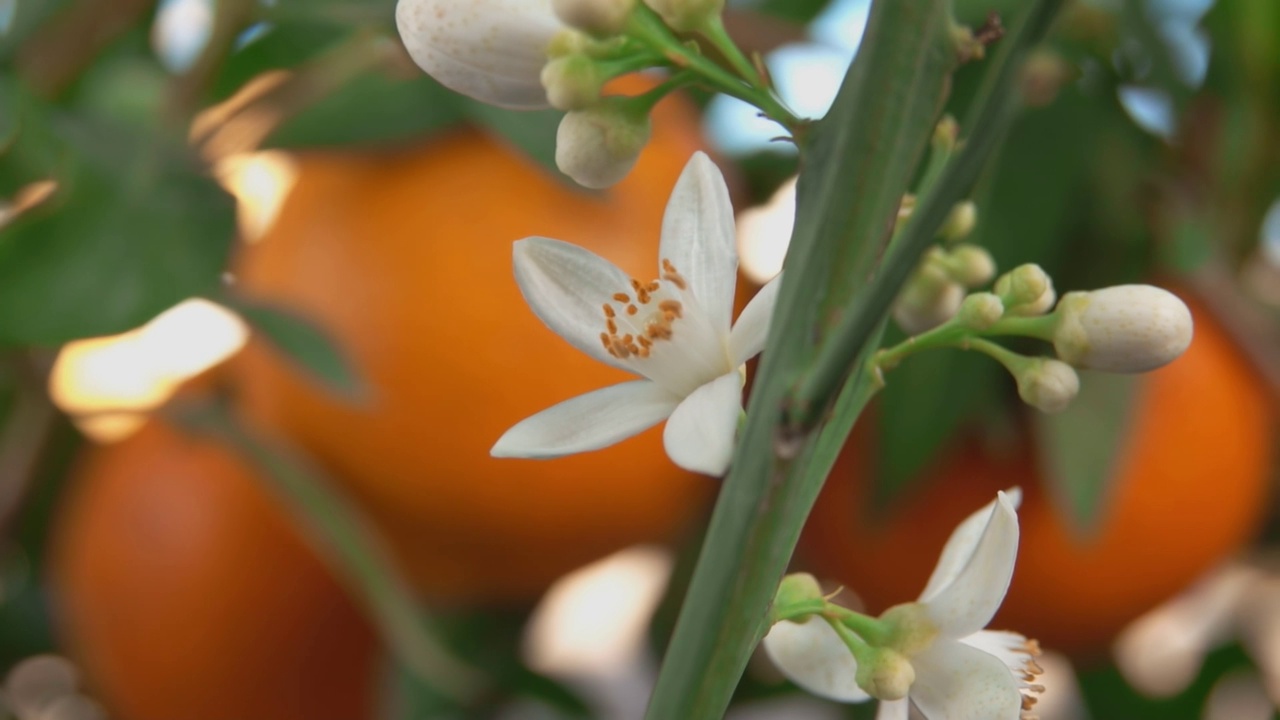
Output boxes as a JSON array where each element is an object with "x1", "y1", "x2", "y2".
[
  {"x1": 891, "y1": 199, "x2": 991, "y2": 334},
  {"x1": 882, "y1": 246, "x2": 1194, "y2": 415},
  {"x1": 396, "y1": 0, "x2": 756, "y2": 188}
]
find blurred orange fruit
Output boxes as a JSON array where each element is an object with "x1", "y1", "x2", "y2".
[
  {"x1": 799, "y1": 295, "x2": 1275, "y2": 659},
  {"x1": 50, "y1": 419, "x2": 378, "y2": 720},
  {"x1": 230, "y1": 87, "x2": 715, "y2": 603}
]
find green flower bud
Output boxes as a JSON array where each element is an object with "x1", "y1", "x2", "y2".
[
  {"x1": 644, "y1": 0, "x2": 723, "y2": 31},
  {"x1": 956, "y1": 292, "x2": 1004, "y2": 331},
  {"x1": 941, "y1": 243, "x2": 995, "y2": 287},
  {"x1": 939, "y1": 201, "x2": 977, "y2": 243},
  {"x1": 553, "y1": 0, "x2": 636, "y2": 36},
  {"x1": 995, "y1": 263, "x2": 1054, "y2": 315},
  {"x1": 1015, "y1": 357, "x2": 1079, "y2": 413},
  {"x1": 541, "y1": 55, "x2": 602, "y2": 110},
  {"x1": 855, "y1": 647, "x2": 916, "y2": 701}
]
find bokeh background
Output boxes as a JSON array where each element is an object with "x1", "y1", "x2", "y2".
[{"x1": 0, "y1": 0, "x2": 1278, "y2": 718}]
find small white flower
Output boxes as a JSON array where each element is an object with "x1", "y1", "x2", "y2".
[
  {"x1": 491, "y1": 152, "x2": 781, "y2": 476},
  {"x1": 396, "y1": 0, "x2": 563, "y2": 108},
  {"x1": 764, "y1": 490, "x2": 1045, "y2": 720}
]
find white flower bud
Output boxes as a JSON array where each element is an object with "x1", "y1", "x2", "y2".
[
  {"x1": 942, "y1": 244, "x2": 995, "y2": 287},
  {"x1": 956, "y1": 292, "x2": 1004, "y2": 331},
  {"x1": 540, "y1": 55, "x2": 601, "y2": 110},
  {"x1": 1015, "y1": 358, "x2": 1079, "y2": 413},
  {"x1": 396, "y1": 0, "x2": 562, "y2": 109},
  {"x1": 644, "y1": 0, "x2": 723, "y2": 31},
  {"x1": 1051, "y1": 285, "x2": 1194, "y2": 373},
  {"x1": 893, "y1": 268, "x2": 964, "y2": 335},
  {"x1": 553, "y1": 0, "x2": 635, "y2": 35},
  {"x1": 940, "y1": 201, "x2": 977, "y2": 242},
  {"x1": 555, "y1": 103, "x2": 651, "y2": 188}
]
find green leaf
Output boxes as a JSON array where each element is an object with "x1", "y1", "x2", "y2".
[
  {"x1": 268, "y1": 73, "x2": 467, "y2": 149},
  {"x1": 0, "y1": 76, "x2": 16, "y2": 151},
  {"x1": 234, "y1": 300, "x2": 365, "y2": 400},
  {"x1": 875, "y1": 348, "x2": 1001, "y2": 504},
  {"x1": 462, "y1": 100, "x2": 565, "y2": 178},
  {"x1": 0, "y1": 117, "x2": 235, "y2": 345},
  {"x1": 1034, "y1": 370, "x2": 1140, "y2": 535}
]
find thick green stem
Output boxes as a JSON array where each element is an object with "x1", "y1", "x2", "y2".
[{"x1": 645, "y1": 3, "x2": 1064, "y2": 718}]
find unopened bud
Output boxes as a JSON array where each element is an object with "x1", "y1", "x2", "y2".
[
  {"x1": 995, "y1": 263, "x2": 1052, "y2": 309},
  {"x1": 932, "y1": 115, "x2": 959, "y2": 153},
  {"x1": 893, "y1": 268, "x2": 964, "y2": 335},
  {"x1": 856, "y1": 647, "x2": 916, "y2": 701},
  {"x1": 773, "y1": 573, "x2": 825, "y2": 615},
  {"x1": 940, "y1": 201, "x2": 977, "y2": 242},
  {"x1": 942, "y1": 244, "x2": 995, "y2": 287},
  {"x1": 541, "y1": 55, "x2": 602, "y2": 110},
  {"x1": 553, "y1": 0, "x2": 636, "y2": 35},
  {"x1": 1015, "y1": 357, "x2": 1080, "y2": 413},
  {"x1": 1051, "y1": 285, "x2": 1194, "y2": 373},
  {"x1": 644, "y1": 0, "x2": 723, "y2": 31},
  {"x1": 555, "y1": 101, "x2": 651, "y2": 188},
  {"x1": 956, "y1": 292, "x2": 1004, "y2": 331}
]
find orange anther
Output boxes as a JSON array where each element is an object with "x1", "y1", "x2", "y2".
[
  {"x1": 626, "y1": 304, "x2": 638, "y2": 315},
  {"x1": 603, "y1": 304, "x2": 616, "y2": 318},
  {"x1": 613, "y1": 292, "x2": 630, "y2": 303}
]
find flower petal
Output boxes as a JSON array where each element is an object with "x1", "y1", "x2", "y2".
[
  {"x1": 922, "y1": 490, "x2": 1021, "y2": 639},
  {"x1": 960, "y1": 630, "x2": 1042, "y2": 683},
  {"x1": 874, "y1": 699, "x2": 910, "y2": 720},
  {"x1": 728, "y1": 271, "x2": 782, "y2": 366},
  {"x1": 659, "y1": 152, "x2": 738, "y2": 333},
  {"x1": 491, "y1": 380, "x2": 679, "y2": 457},
  {"x1": 920, "y1": 488, "x2": 1021, "y2": 602},
  {"x1": 762, "y1": 618, "x2": 871, "y2": 704},
  {"x1": 513, "y1": 236, "x2": 636, "y2": 372},
  {"x1": 662, "y1": 371, "x2": 741, "y2": 476},
  {"x1": 910, "y1": 640, "x2": 1023, "y2": 720},
  {"x1": 396, "y1": 0, "x2": 560, "y2": 109}
]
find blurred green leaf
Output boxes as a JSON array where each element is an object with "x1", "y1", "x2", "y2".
[
  {"x1": 0, "y1": 78, "x2": 16, "y2": 151},
  {"x1": 462, "y1": 101, "x2": 565, "y2": 178},
  {"x1": 213, "y1": 21, "x2": 351, "y2": 100},
  {"x1": 753, "y1": 0, "x2": 835, "y2": 23},
  {"x1": 875, "y1": 348, "x2": 1001, "y2": 505},
  {"x1": 1077, "y1": 644, "x2": 1257, "y2": 720},
  {"x1": 234, "y1": 300, "x2": 364, "y2": 400},
  {"x1": 1034, "y1": 371, "x2": 1139, "y2": 534},
  {"x1": 0, "y1": 117, "x2": 234, "y2": 345},
  {"x1": 268, "y1": 73, "x2": 466, "y2": 149}
]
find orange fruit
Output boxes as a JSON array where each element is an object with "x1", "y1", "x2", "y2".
[
  {"x1": 49, "y1": 420, "x2": 379, "y2": 720},
  {"x1": 229, "y1": 88, "x2": 715, "y2": 603},
  {"x1": 798, "y1": 295, "x2": 1275, "y2": 659}
]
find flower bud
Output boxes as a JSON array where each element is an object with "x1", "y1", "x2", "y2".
[
  {"x1": 644, "y1": 0, "x2": 723, "y2": 31},
  {"x1": 540, "y1": 55, "x2": 602, "y2": 110},
  {"x1": 995, "y1": 263, "x2": 1053, "y2": 312},
  {"x1": 939, "y1": 201, "x2": 977, "y2": 243},
  {"x1": 773, "y1": 572, "x2": 825, "y2": 614},
  {"x1": 855, "y1": 647, "x2": 916, "y2": 701},
  {"x1": 941, "y1": 244, "x2": 995, "y2": 287},
  {"x1": 932, "y1": 115, "x2": 959, "y2": 153},
  {"x1": 555, "y1": 102, "x2": 651, "y2": 188},
  {"x1": 1015, "y1": 357, "x2": 1079, "y2": 413},
  {"x1": 1051, "y1": 285, "x2": 1194, "y2": 373},
  {"x1": 892, "y1": 268, "x2": 964, "y2": 335},
  {"x1": 553, "y1": 0, "x2": 635, "y2": 36},
  {"x1": 955, "y1": 292, "x2": 1004, "y2": 331}
]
